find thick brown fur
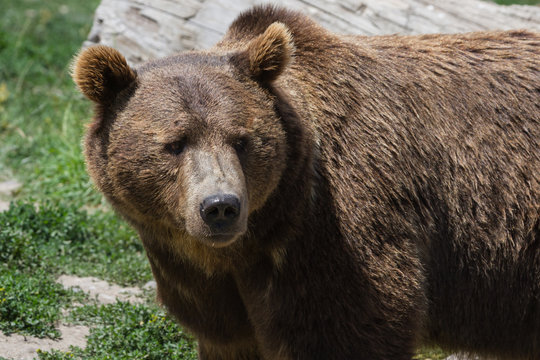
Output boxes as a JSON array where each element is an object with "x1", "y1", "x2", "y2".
[
  {"x1": 73, "y1": 5, "x2": 539, "y2": 360},
  {"x1": 72, "y1": 45, "x2": 136, "y2": 104}
]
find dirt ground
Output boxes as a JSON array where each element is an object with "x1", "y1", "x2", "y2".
[
  {"x1": 0, "y1": 179, "x2": 20, "y2": 211},
  {"x1": 0, "y1": 275, "x2": 148, "y2": 360},
  {"x1": 0, "y1": 180, "x2": 152, "y2": 360},
  {"x1": 56, "y1": 275, "x2": 144, "y2": 304},
  {"x1": 0, "y1": 325, "x2": 89, "y2": 360}
]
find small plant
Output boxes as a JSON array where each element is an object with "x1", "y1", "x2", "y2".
[
  {"x1": 413, "y1": 347, "x2": 449, "y2": 360},
  {"x1": 0, "y1": 270, "x2": 85, "y2": 339},
  {"x1": 36, "y1": 349, "x2": 76, "y2": 360},
  {"x1": 0, "y1": 201, "x2": 152, "y2": 286},
  {"x1": 37, "y1": 302, "x2": 198, "y2": 360},
  {"x1": 494, "y1": 0, "x2": 540, "y2": 4},
  {"x1": 0, "y1": 201, "x2": 91, "y2": 269}
]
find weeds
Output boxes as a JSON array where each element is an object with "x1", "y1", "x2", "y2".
[
  {"x1": 0, "y1": 0, "x2": 101, "y2": 204},
  {"x1": 0, "y1": 201, "x2": 199, "y2": 357},
  {"x1": 60, "y1": 302, "x2": 198, "y2": 360},
  {"x1": 0, "y1": 271, "x2": 85, "y2": 339},
  {"x1": 0, "y1": 201, "x2": 151, "y2": 286}
]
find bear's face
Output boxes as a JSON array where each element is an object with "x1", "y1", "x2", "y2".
[
  {"x1": 73, "y1": 23, "x2": 293, "y2": 248},
  {"x1": 104, "y1": 66, "x2": 288, "y2": 246}
]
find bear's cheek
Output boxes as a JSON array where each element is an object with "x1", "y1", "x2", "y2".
[
  {"x1": 106, "y1": 141, "x2": 182, "y2": 222},
  {"x1": 244, "y1": 138, "x2": 287, "y2": 212}
]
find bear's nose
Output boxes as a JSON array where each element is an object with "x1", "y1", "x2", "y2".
[{"x1": 200, "y1": 194, "x2": 241, "y2": 230}]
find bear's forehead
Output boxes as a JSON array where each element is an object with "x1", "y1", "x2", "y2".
[
  {"x1": 135, "y1": 73, "x2": 247, "y2": 121},
  {"x1": 139, "y1": 65, "x2": 235, "y2": 91},
  {"x1": 120, "y1": 67, "x2": 262, "y2": 134},
  {"x1": 137, "y1": 57, "x2": 249, "y2": 102},
  {"x1": 137, "y1": 51, "x2": 234, "y2": 72},
  {"x1": 129, "y1": 54, "x2": 265, "y2": 121},
  {"x1": 136, "y1": 52, "x2": 241, "y2": 89}
]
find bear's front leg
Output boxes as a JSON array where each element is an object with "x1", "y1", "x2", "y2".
[
  {"x1": 235, "y1": 247, "x2": 426, "y2": 360},
  {"x1": 143, "y1": 245, "x2": 263, "y2": 359}
]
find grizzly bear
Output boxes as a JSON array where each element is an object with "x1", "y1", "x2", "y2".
[{"x1": 72, "y1": 5, "x2": 539, "y2": 360}]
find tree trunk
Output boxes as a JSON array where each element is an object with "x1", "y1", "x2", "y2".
[{"x1": 84, "y1": 0, "x2": 540, "y2": 65}]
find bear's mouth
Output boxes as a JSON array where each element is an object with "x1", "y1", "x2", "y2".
[{"x1": 200, "y1": 233, "x2": 241, "y2": 248}]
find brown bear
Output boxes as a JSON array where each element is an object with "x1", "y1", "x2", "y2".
[{"x1": 72, "y1": 5, "x2": 539, "y2": 360}]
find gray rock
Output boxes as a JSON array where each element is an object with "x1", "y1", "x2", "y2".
[
  {"x1": 0, "y1": 201, "x2": 9, "y2": 212},
  {"x1": 143, "y1": 280, "x2": 157, "y2": 290},
  {"x1": 57, "y1": 275, "x2": 144, "y2": 304},
  {"x1": 0, "y1": 180, "x2": 21, "y2": 195}
]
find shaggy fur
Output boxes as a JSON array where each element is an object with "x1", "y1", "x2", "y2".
[
  {"x1": 72, "y1": 45, "x2": 136, "y2": 104},
  {"x1": 73, "y1": 5, "x2": 539, "y2": 360}
]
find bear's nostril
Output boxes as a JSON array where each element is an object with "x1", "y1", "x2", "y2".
[
  {"x1": 224, "y1": 207, "x2": 238, "y2": 219},
  {"x1": 200, "y1": 194, "x2": 241, "y2": 230},
  {"x1": 205, "y1": 206, "x2": 220, "y2": 220}
]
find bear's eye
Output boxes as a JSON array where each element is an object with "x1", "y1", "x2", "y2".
[
  {"x1": 233, "y1": 137, "x2": 249, "y2": 155},
  {"x1": 165, "y1": 138, "x2": 187, "y2": 155}
]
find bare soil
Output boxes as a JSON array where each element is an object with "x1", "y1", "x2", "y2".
[
  {"x1": 0, "y1": 179, "x2": 150, "y2": 360},
  {"x1": 0, "y1": 325, "x2": 89, "y2": 359},
  {"x1": 0, "y1": 275, "x2": 146, "y2": 360},
  {"x1": 56, "y1": 275, "x2": 144, "y2": 304}
]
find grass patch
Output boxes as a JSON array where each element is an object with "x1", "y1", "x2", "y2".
[
  {"x1": 414, "y1": 347, "x2": 449, "y2": 360},
  {"x1": 33, "y1": 302, "x2": 198, "y2": 359},
  {"x1": 0, "y1": 201, "x2": 199, "y2": 358},
  {"x1": 30, "y1": 302, "x2": 198, "y2": 359},
  {"x1": 0, "y1": 0, "x2": 101, "y2": 204},
  {"x1": 56, "y1": 302, "x2": 198, "y2": 360},
  {"x1": 0, "y1": 0, "x2": 196, "y2": 356},
  {"x1": 493, "y1": 0, "x2": 540, "y2": 4},
  {"x1": 0, "y1": 270, "x2": 85, "y2": 339},
  {"x1": 0, "y1": 200, "x2": 150, "y2": 343},
  {"x1": 0, "y1": 201, "x2": 151, "y2": 287}
]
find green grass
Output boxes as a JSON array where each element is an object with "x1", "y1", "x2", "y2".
[
  {"x1": 0, "y1": 0, "x2": 101, "y2": 204},
  {"x1": 0, "y1": 270, "x2": 86, "y2": 339},
  {"x1": 0, "y1": 200, "x2": 200, "y2": 358},
  {"x1": 414, "y1": 347, "x2": 449, "y2": 360},
  {"x1": 494, "y1": 0, "x2": 540, "y2": 4},
  {"x1": 36, "y1": 302, "x2": 198, "y2": 360},
  {"x1": 0, "y1": 201, "x2": 151, "y2": 286},
  {"x1": 58, "y1": 302, "x2": 198, "y2": 360},
  {"x1": 0, "y1": 1, "x2": 198, "y2": 357}
]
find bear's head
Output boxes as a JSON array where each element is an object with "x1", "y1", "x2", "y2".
[{"x1": 72, "y1": 23, "x2": 294, "y2": 250}]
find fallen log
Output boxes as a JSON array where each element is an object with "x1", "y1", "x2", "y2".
[{"x1": 84, "y1": 0, "x2": 540, "y2": 65}]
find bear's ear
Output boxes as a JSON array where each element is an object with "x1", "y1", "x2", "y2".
[
  {"x1": 246, "y1": 22, "x2": 293, "y2": 83},
  {"x1": 72, "y1": 45, "x2": 137, "y2": 105}
]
